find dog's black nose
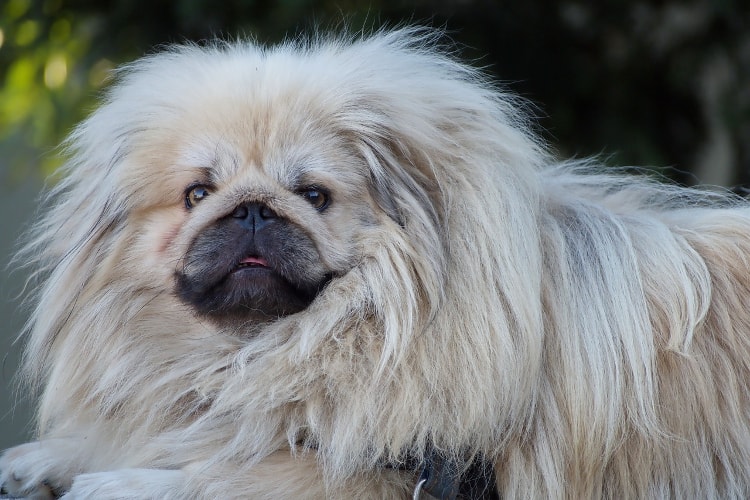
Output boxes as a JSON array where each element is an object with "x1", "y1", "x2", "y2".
[{"x1": 231, "y1": 202, "x2": 278, "y2": 232}]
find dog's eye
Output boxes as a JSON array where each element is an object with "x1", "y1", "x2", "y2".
[
  {"x1": 185, "y1": 185, "x2": 211, "y2": 209},
  {"x1": 298, "y1": 187, "x2": 330, "y2": 211}
]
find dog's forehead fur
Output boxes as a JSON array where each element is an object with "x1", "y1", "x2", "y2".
[{"x1": 112, "y1": 56, "x2": 369, "y2": 207}]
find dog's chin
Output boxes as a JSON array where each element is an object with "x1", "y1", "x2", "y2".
[{"x1": 176, "y1": 265, "x2": 330, "y2": 325}]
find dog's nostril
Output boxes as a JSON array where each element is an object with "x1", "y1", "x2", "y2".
[
  {"x1": 258, "y1": 204, "x2": 276, "y2": 219},
  {"x1": 231, "y1": 205, "x2": 248, "y2": 219}
]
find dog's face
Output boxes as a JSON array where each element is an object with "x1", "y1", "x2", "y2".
[
  {"x1": 174, "y1": 182, "x2": 336, "y2": 321},
  {"x1": 167, "y1": 138, "x2": 371, "y2": 324},
  {"x1": 174, "y1": 189, "x2": 333, "y2": 321},
  {"x1": 111, "y1": 77, "x2": 401, "y2": 329}
]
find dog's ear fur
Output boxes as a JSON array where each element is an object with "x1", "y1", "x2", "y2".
[{"x1": 363, "y1": 136, "x2": 443, "y2": 231}]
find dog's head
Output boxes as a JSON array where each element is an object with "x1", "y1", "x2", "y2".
[{"x1": 58, "y1": 32, "x2": 468, "y2": 332}]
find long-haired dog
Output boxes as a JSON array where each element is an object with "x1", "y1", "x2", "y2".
[{"x1": 2, "y1": 28, "x2": 750, "y2": 499}]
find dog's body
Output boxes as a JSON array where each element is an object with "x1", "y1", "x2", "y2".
[{"x1": 2, "y1": 28, "x2": 750, "y2": 499}]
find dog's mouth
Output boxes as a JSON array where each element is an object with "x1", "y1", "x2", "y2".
[{"x1": 236, "y1": 255, "x2": 270, "y2": 269}]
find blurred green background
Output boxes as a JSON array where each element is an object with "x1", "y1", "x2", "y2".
[{"x1": 1, "y1": 0, "x2": 749, "y2": 450}]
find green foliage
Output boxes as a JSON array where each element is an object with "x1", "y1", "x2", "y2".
[{"x1": 1, "y1": 0, "x2": 106, "y2": 173}]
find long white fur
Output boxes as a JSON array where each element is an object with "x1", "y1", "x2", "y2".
[{"x1": 2, "y1": 27, "x2": 750, "y2": 499}]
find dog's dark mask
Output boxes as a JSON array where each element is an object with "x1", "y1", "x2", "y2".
[{"x1": 175, "y1": 201, "x2": 332, "y2": 322}]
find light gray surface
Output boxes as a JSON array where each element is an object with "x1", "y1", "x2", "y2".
[{"x1": 0, "y1": 173, "x2": 40, "y2": 451}]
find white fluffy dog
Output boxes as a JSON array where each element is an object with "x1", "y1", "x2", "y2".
[{"x1": 2, "y1": 28, "x2": 750, "y2": 499}]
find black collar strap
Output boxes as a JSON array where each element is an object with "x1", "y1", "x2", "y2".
[{"x1": 413, "y1": 450, "x2": 500, "y2": 500}]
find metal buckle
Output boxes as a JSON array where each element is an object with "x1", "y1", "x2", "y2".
[{"x1": 412, "y1": 477, "x2": 428, "y2": 500}]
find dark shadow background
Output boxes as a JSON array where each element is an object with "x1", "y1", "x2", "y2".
[{"x1": 1, "y1": 0, "x2": 749, "y2": 449}]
